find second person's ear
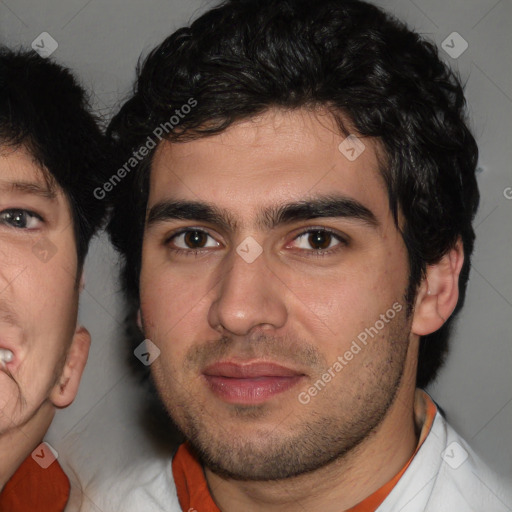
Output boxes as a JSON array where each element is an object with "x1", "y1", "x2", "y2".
[{"x1": 49, "y1": 326, "x2": 91, "y2": 409}]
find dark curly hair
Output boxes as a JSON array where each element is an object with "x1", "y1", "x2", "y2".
[
  {"x1": 0, "y1": 47, "x2": 109, "y2": 269},
  {"x1": 107, "y1": 0, "x2": 479, "y2": 388}
]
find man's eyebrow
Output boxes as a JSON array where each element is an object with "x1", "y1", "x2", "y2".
[
  {"x1": 0, "y1": 180, "x2": 57, "y2": 200},
  {"x1": 147, "y1": 201, "x2": 239, "y2": 232},
  {"x1": 147, "y1": 195, "x2": 378, "y2": 231},
  {"x1": 259, "y1": 196, "x2": 379, "y2": 229}
]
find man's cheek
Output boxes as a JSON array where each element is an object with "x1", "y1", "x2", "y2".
[
  {"x1": 291, "y1": 280, "x2": 361, "y2": 332},
  {"x1": 143, "y1": 315, "x2": 193, "y2": 372},
  {"x1": 143, "y1": 275, "x2": 206, "y2": 322}
]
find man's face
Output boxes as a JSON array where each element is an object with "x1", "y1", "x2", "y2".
[
  {"x1": 0, "y1": 146, "x2": 80, "y2": 435},
  {"x1": 140, "y1": 109, "x2": 415, "y2": 480}
]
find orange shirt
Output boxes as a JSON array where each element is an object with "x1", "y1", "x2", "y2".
[
  {"x1": 0, "y1": 455, "x2": 70, "y2": 512},
  {"x1": 172, "y1": 390, "x2": 437, "y2": 512}
]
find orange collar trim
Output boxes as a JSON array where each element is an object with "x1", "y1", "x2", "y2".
[{"x1": 0, "y1": 454, "x2": 70, "y2": 512}]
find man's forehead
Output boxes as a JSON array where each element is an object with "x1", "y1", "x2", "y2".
[
  {"x1": 147, "y1": 108, "x2": 389, "y2": 224},
  {"x1": 154, "y1": 109, "x2": 366, "y2": 159}
]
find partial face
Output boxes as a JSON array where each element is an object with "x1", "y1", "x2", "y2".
[
  {"x1": 140, "y1": 109, "x2": 414, "y2": 480},
  {"x1": 0, "y1": 146, "x2": 80, "y2": 435}
]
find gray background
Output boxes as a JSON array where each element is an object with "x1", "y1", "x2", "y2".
[{"x1": 1, "y1": 0, "x2": 511, "y2": 505}]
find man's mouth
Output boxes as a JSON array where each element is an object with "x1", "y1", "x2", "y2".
[{"x1": 202, "y1": 361, "x2": 305, "y2": 404}]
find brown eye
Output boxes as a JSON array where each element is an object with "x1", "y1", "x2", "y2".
[
  {"x1": 184, "y1": 230, "x2": 208, "y2": 248},
  {"x1": 170, "y1": 229, "x2": 220, "y2": 251},
  {"x1": 290, "y1": 229, "x2": 345, "y2": 252},
  {"x1": 307, "y1": 230, "x2": 333, "y2": 250}
]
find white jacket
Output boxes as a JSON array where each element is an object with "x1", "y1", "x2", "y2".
[
  {"x1": 377, "y1": 408, "x2": 512, "y2": 511},
  {"x1": 84, "y1": 409, "x2": 510, "y2": 512}
]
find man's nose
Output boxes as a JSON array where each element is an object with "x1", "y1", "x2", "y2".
[{"x1": 207, "y1": 245, "x2": 287, "y2": 337}]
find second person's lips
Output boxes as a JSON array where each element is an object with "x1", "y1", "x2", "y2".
[
  {"x1": 0, "y1": 348, "x2": 14, "y2": 371},
  {"x1": 0, "y1": 348, "x2": 13, "y2": 362}
]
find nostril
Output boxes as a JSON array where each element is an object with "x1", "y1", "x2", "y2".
[{"x1": 0, "y1": 348, "x2": 14, "y2": 366}]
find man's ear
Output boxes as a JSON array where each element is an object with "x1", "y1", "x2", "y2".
[
  {"x1": 49, "y1": 326, "x2": 91, "y2": 408},
  {"x1": 411, "y1": 239, "x2": 465, "y2": 336}
]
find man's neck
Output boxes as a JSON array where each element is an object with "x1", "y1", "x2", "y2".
[
  {"x1": 0, "y1": 401, "x2": 54, "y2": 490},
  {"x1": 205, "y1": 382, "x2": 419, "y2": 512}
]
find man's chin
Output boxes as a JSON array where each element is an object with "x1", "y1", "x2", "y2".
[
  {"x1": 195, "y1": 440, "x2": 340, "y2": 481},
  {"x1": 182, "y1": 421, "x2": 350, "y2": 481}
]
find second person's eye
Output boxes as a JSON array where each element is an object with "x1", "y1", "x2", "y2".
[{"x1": 0, "y1": 209, "x2": 43, "y2": 230}]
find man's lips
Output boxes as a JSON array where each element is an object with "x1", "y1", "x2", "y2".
[{"x1": 202, "y1": 361, "x2": 305, "y2": 404}]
